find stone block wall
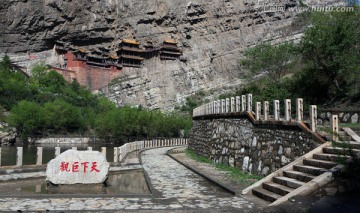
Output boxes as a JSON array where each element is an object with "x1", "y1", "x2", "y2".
[{"x1": 189, "y1": 118, "x2": 320, "y2": 176}]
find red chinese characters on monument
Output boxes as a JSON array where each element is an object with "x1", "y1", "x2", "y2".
[{"x1": 60, "y1": 161, "x2": 100, "y2": 173}]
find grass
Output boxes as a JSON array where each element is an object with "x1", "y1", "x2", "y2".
[
  {"x1": 339, "y1": 123, "x2": 360, "y2": 128},
  {"x1": 185, "y1": 148, "x2": 262, "y2": 185}
]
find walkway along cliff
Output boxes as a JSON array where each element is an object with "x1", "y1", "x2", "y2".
[{"x1": 188, "y1": 94, "x2": 360, "y2": 205}]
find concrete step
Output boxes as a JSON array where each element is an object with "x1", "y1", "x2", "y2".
[
  {"x1": 313, "y1": 153, "x2": 351, "y2": 162},
  {"x1": 323, "y1": 147, "x2": 360, "y2": 155},
  {"x1": 303, "y1": 158, "x2": 338, "y2": 169},
  {"x1": 334, "y1": 141, "x2": 360, "y2": 150},
  {"x1": 262, "y1": 182, "x2": 293, "y2": 196},
  {"x1": 283, "y1": 170, "x2": 316, "y2": 182},
  {"x1": 273, "y1": 176, "x2": 305, "y2": 189},
  {"x1": 340, "y1": 136, "x2": 353, "y2": 141},
  {"x1": 338, "y1": 131, "x2": 347, "y2": 135},
  {"x1": 252, "y1": 187, "x2": 282, "y2": 203},
  {"x1": 293, "y1": 164, "x2": 327, "y2": 175}
]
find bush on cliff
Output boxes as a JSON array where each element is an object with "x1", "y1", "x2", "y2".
[
  {"x1": 1, "y1": 57, "x2": 192, "y2": 141},
  {"x1": 238, "y1": 10, "x2": 360, "y2": 107}
]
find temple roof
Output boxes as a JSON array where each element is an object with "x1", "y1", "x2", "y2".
[
  {"x1": 118, "y1": 46, "x2": 145, "y2": 52},
  {"x1": 78, "y1": 48, "x2": 90, "y2": 53},
  {"x1": 122, "y1": 39, "x2": 140, "y2": 45},
  {"x1": 109, "y1": 53, "x2": 119, "y2": 59},
  {"x1": 164, "y1": 39, "x2": 177, "y2": 44},
  {"x1": 160, "y1": 50, "x2": 182, "y2": 55}
]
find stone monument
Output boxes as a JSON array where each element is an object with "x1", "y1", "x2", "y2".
[{"x1": 46, "y1": 149, "x2": 110, "y2": 185}]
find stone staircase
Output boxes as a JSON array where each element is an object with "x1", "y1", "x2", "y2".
[{"x1": 242, "y1": 141, "x2": 360, "y2": 206}]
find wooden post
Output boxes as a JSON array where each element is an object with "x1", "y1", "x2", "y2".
[
  {"x1": 16, "y1": 147, "x2": 23, "y2": 167},
  {"x1": 36, "y1": 147, "x2": 43, "y2": 166},
  {"x1": 255, "y1": 102, "x2": 261, "y2": 120},
  {"x1": 331, "y1": 115, "x2": 339, "y2": 141},
  {"x1": 285, "y1": 99, "x2": 291, "y2": 121},
  {"x1": 247, "y1": 94, "x2": 253, "y2": 113},
  {"x1": 236, "y1": 96, "x2": 241, "y2": 112},
  {"x1": 310, "y1": 105, "x2": 317, "y2": 132},
  {"x1": 231, "y1": 97, "x2": 235, "y2": 112},
  {"x1": 216, "y1": 100, "x2": 221, "y2": 113},
  {"x1": 114, "y1": 147, "x2": 119, "y2": 163},
  {"x1": 296, "y1": 98, "x2": 303, "y2": 121},
  {"x1": 101, "y1": 147, "x2": 106, "y2": 158},
  {"x1": 88, "y1": 147, "x2": 93, "y2": 151},
  {"x1": 241, "y1": 95, "x2": 247, "y2": 112},
  {"x1": 263, "y1": 101, "x2": 269, "y2": 121}
]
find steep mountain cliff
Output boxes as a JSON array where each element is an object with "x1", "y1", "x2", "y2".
[{"x1": 0, "y1": 0, "x2": 345, "y2": 110}]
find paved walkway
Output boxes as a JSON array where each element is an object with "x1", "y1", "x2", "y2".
[{"x1": 0, "y1": 147, "x2": 255, "y2": 211}]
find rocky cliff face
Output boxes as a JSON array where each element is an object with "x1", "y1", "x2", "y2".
[{"x1": 0, "y1": 0, "x2": 344, "y2": 110}]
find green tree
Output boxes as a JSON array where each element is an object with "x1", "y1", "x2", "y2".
[
  {"x1": 7, "y1": 101, "x2": 45, "y2": 139},
  {"x1": 0, "y1": 56, "x2": 32, "y2": 110},
  {"x1": 40, "y1": 70, "x2": 67, "y2": 93},
  {"x1": 30, "y1": 61, "x2": 48, "y2": 84},
  {"x1": 0, "y1": 55, "x2": 13, "y2": 74},
  {"x1": 240, "y1": 42, "x2": 299, "y2": 82},
  {"x1": 298, "y1": 11, "x2": 360, "y2": 102},
  {"x1": 43, "y1": 99, "x2": 83, "y2": 133}
]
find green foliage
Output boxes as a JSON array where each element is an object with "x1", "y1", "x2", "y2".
[
  {"x1": 43, "y1": 99, "x2": 83, "y2": 132},
  {"x1": 95, "y1": 107, "x2": 192, "y2": 141},
  {"x1": 179, "y1": 91, "x2": 207, "y2": 113},
  {"x1": 7, "y1": 101, "x2": 45, "y2": 139},
  {"x1": 30, "y1": 61, "x2": 48, "y2": 84},
  {"x1": 297, "y1": 11, "x2": 360, "y2": 103},
  {"x1": 1, "y1": 57, "x2": 192, "y2": 141},
  {"x1": 339, "y1": 123, "x2": 360, "y2": 128},
  {"x1": 185, "y1": 148, "x2": 262, "y2": 185},
  {"x1": 240, "y1": 42, "x2": 299, "y2": 82},
  {"x1": 237, "y1": 10, "x2": 360, "y2": 107},
  {"x1": 236, "y1": 78, "x2": 293, "y2": 103}
]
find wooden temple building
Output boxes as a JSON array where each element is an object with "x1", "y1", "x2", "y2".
[
  {"x1": 160, "y1": 39, "x2": 183, "y2": 60},
  {"x1": 117, "y1": 39, "x2": 144, "y2": 68},
  {"x1": 52, "y1": 39, "x2": 185, "y2": 90}
]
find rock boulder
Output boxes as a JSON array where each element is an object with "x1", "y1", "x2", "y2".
[{"x1": 46, "y1": 150, "x2": 110, "y2": 185}]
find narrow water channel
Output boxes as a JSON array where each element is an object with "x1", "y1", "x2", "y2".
[
  {"x1": 0, "y1": 170, "x2": 150, "y2": 195},
  {"x1": 0, "y1": 143, "x2": 117, "y2": 166}
]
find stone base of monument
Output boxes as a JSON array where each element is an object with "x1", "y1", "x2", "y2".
[{"x1": 46, "y1": 182, "x2": 107, "y2": 194}]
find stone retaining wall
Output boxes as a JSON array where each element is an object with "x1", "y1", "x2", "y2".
[{"x1": 189, "y1": 118, "x2": 320, "y2": 176}]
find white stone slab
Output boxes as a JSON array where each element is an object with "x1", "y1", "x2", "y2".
[{"x1": 46, "y1": 150, "x2": 110, "y2": 185}]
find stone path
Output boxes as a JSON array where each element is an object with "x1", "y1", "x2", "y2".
[{"x1": 0, "y1": 147, "x2": 255, "y2": 212}]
